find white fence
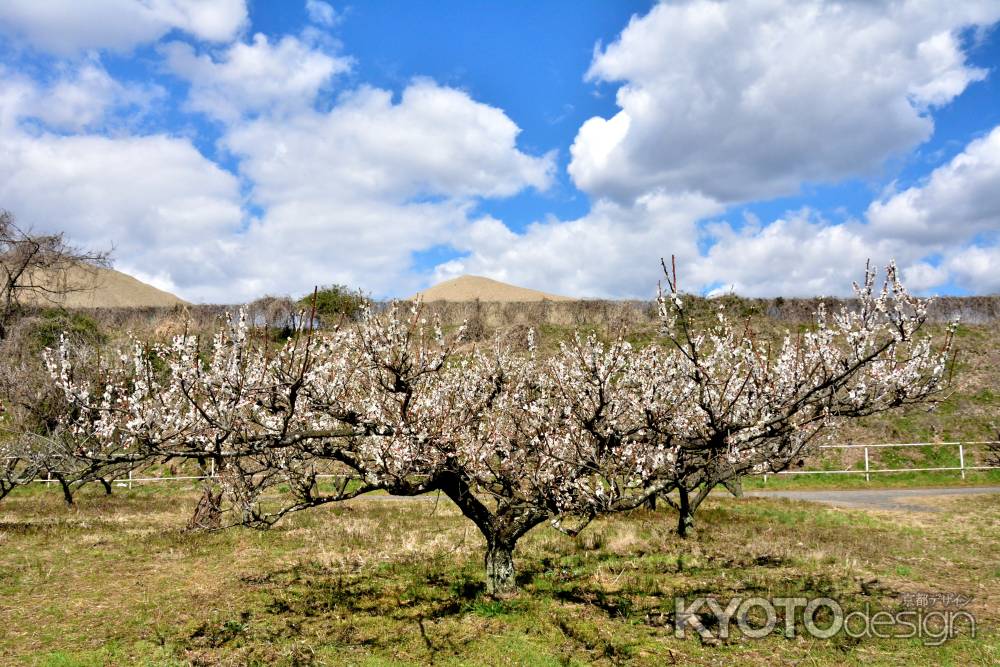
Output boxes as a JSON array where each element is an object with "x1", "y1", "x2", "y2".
[
  {"x1": 759, "y1": 440, "x2": 1000, "y2": 484},
  {"x1": 12, "y1": 440, "x2": 1000, "y2": 487}
]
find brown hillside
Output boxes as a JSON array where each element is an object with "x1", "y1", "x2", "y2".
[
  {"x1": 411, "y1": 275, "x2": 572, "y2": 302},
  {"x1": 22, "y1": 264, "x2": 186, "y2": 308}
]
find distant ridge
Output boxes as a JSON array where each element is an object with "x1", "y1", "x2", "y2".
[
  {"x1": 410, "y1": 275, "x2": 573, "y2": 302},
  {"x1": 23, "y1": 264, "x2": 186, "y2": 308}
]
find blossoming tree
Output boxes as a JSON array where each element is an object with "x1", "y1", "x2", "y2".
[
  {"x1": 647, "y1": 260, "x2": 955, "y2": 535},
  {"x1": 44, "y1": 304, "x2": 673, "y2": 593},
  {"x1": 41, "y1": 262, "x2": 954, "y2": 593}
]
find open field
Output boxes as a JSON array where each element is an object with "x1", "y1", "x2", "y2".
[
  {"x1": 1, "y1": 297, "x2": 997, "y2": 665},
  {"x1": 1, "y1": 484, "x2": 997, "y2": 666}
]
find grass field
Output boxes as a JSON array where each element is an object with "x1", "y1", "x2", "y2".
[
  {"x1": 1, "y1": 308, "x2": 996, "y2": 665},
  {"x1": 1, "y1": 484, "x2": 997, "y2": 666}
]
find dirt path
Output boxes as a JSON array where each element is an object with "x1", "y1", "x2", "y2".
[{"x1": 745, "y1": 485, "x2": 1000, "y2": 512}]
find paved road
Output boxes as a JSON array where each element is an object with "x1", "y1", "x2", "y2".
[{"x1": 745, "y1": 485, "x2": 1000, "y2": 512}]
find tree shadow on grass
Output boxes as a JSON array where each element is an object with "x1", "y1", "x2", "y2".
[{"x1": 246, "y1": 559, "x2": 492, "y2": 626}]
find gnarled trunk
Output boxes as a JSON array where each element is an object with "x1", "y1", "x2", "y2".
[
  {"x1": 187, "y1": 485, "x2": 223, "y2": 530},
  {"x1": 485, "y1": 539, "x2": 516, "y2": 596},
  {"x1": 435, "y1": 469, "x2": 546, "y2": 596}
]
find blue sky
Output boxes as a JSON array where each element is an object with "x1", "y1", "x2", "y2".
[{"x1": 1, "y1": 1, "x2": 999, "y2": 302}]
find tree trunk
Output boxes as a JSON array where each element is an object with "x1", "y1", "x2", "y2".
[
  {"x1": 722, "y1": 477, "x2": 743, "y2": 498},
  {"x1": 676, "y1": 486, "x2": 692, "y2": 538},
  {"x1": 99, "y1": 478, "x2": 113, "y2": 495},
  {"x1": 55, "y1": 474, "x2": 74, "y2": 506},
  {"x1": 485, "y1": 540, "x2": 516, "y2": 596},
  {"x1": 187, "y1": 486, "x2": 223, "y2": 531}
]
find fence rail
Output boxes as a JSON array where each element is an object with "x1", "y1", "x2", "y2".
[
  {"x1": 760, "y1": 440, "x2": 1000, "y2": 483},
  {"x1": 30, "y1": 471, "x2": 353, "y2": 488},
  {"x1": 9, "y1": 441, "x2": 1000, "y2": 487}
]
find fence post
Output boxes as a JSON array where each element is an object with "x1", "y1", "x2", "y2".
[
  {"x1": 763, "y1": 473, "x2": 767, "y2": 485},
  {"x1": 864, "y1": 447, "x2": 870, "y2": 483},
  {"x1": 128, "y1": 468, "x2": 133, "y2": 490},
  {"x1": 958, "y1": 443, "x2": 966, "y2": 480},
  {"x1": 210, "y1": 458, "x2": 215, "y2": 478}
]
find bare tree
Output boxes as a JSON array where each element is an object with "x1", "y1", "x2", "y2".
[
  {"x1": 0, "y1": 433, "x2": 46, "y2": 502},
  {"x1": 0, "y1": 209, "x2": 109, "y2": 340}
]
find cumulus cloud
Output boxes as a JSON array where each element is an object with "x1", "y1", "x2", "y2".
[
  {"x1": 440, "y1": 202, "x2": 916, "y2": 300},
  {"x1": 1, "y1": 41, "x2": 553, "y2": 303},
  {"x1": 867, "y1": 126, "x2": 1000, "y2": 244},
  {"x1": 569, "y1": 0, "x2": 1000, "y2": 204},
  {"x1": 26, "y1": 64, "x2": 130, "y2": 131},
  {"x1": 0, "y1": 131, "x2": 244, "y2": 298},
  {"x1": 902, "y1": 262, "x2": 950, "y2": 292},
  {"x1": 0, "y1": 61, "x2": 164, "y2": 133},
  {"x1": 434, "y1": 192, "x2": 722, "y2": 298},
  {"x1": 225, "y1": 81, "x2": 555, "y2": 201},
  {"x1": 447, "y1": 119, "x2": 1000, "y2": 298},
  {"x1": 688, "y1": 211, "x2": 913, "y2": 297},
  {"x1": 438, "y1": 1, "x2": 1000, "y2": 299},
  {"x1": 0, "y1": 63, "x2": 241, "y2": 299},
  {"x1": 945, "y1": 244, "x2": 1000, "y2": 293},
  {"x1": 667, "y1": 123, "x2": 1000, "y2": 297},
  {"x1": 0, "y1": 0, "x2": 247, "y2": 54},
  {"x1": 162, "y1": 33, "x2": 351, "y2": 122},
  {"x1": 218, "y1": 80, "x2": 556, "y2": 299},
  {"x1": 3, "y1": 0, "x2": 996, "y2": 302}
]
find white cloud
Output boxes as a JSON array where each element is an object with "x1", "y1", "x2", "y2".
[
  {"x1": 230, "y1": 199, "x2": 477, "y2": 301},
  {"x1": 688, "y1": 211, "x2": 918, "y2": 297},
  {"x1": 0, "y1": 61, "x2": 164, "y2": 133},
  {"x1": 213, "y1": 80, "x2": 556, "y2": 299},
  {"x1": 435, "y1": 1, "x2": 1000, "y2": 299},
  {"x1": 0, "y1": 53, "x2": 553, "y2": 303},
  {"x1": 0, "y1": 67, "x2": 38, "y2": 131},
  {"x1": 645, "y1": 122, "x2": 1000, "y2": 297},
  {"x1": 0, "y1": 131, "x2": 244, "y2": 300},
  {"x1": 446, "y1": 116, "x2": 1000, "y2": 299},
  {"x1": 27, "y1": 64, "x2": 126, "y2": 131},
  {"x1": 305, "y1": 0, "x2": 340, "y2": 28},
  {"x1": 441, "y1": 203, "x2": 906, "y2": 300},
  {"x1": 225, "y1": 80, "x2": 554, "y2": 201},
  {"x1": 162, "y1": 33, "x2": 351, "y2": 122},
  {"x1": 945, "y1": 244, "x2": 1000, "y2": 293},
  {"x1": 3, "y1": 0, "x2": 996, "y2": 302},
  {"x1": 867, "y1": 126, "x2": 1000, "y2": 244},
  {"x1": 570, "y1": 0, "x2": 1000, "y2": 204},
  {"x1": 434, "y1": 192, "x2": 722, "y2": 298},
  {"x1": 0, "y1": 0, "x2": 247, "y2": 54},
  {"x1": 901, "y1": 262, "x2": 950, "y2": 293}
]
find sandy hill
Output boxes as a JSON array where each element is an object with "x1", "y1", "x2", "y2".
[
  {"x1": 22, "y1": 264, "x2": 186, "y2": 308},
  {"x1": 411, "y1": 275, "x2": 573, "y2": 302}
]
